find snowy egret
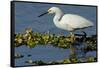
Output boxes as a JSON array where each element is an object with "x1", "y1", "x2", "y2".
[{"x1": 38, "y1": 7, "x2": 93, "y2": 42}]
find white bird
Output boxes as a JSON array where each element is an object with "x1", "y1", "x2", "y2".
[{"x1": 38, "y1": 7, "x2": 93, "y2": 42}]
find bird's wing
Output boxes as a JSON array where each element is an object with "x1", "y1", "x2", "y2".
[{"x1": 61, "y1": 14, "x2": 93, "y2": 29}]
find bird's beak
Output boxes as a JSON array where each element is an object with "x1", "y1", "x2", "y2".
[{"x1": 38, "y1": 11, "x2": 48, "y2": 17}]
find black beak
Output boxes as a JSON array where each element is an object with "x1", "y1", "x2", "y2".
[{"x1": 38, "y1": 11, "x2": 48, "y2": 17}]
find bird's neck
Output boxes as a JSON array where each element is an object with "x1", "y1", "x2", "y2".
[{"x1": 53, "y1": 11, "x2": 63, "y2": 25}]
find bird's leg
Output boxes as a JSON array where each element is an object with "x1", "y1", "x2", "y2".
[
  {"x1": 70, "y1": 32, "x2": 76, "y2": 43},
  {"x1": 69, "y1": 32, "x2": 77, "y2": 59},
  {"x1": 70, "y1": 45, "x2": 77, "y2": 59}
]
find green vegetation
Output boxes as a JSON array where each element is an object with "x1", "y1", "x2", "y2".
[
  {"x1": 14, "y1": 28, "x2": 97, "y2": 51},
  {"x1": 24, "y1": 56, "x2": 96, "y2": 65},
  {"x1": 14, "y1": 28, "x2": 97, "y2": 65}
]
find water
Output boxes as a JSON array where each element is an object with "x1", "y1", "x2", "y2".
[
  {"x1": 15, "y1": 45, "x2": 70, "y2": 66},
  {"x1": 14, "y1": 2, "x2": 97, "y2": 66}
]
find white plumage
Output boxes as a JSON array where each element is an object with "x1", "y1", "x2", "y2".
[
  {"x1": 38, "y1": 7, "x2": 94, "y2": 42},
  {"x1": 48, "y1": 7, "x2": 93, "y2": 32}
]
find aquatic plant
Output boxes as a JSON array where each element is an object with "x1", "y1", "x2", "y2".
[
  {"x1": 15, "y1": 28, "x2": 97, "y2": 64},
  {"x1": 14, "y1": 53, "x2": 24, "y2": 59},
  {"x1": 24, "y1": 56, "x2": 96, "y2": 65},
  {"x1": 14, "y1": 28, "x2": 97, "y2": 51}
]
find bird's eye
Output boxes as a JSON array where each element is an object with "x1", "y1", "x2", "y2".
[{"x1": 48, "y1": 9, "x2": 51, "y2": 12}]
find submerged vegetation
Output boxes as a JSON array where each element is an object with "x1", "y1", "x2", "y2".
[
  {"x1": 14, "y1": 53, "x2": 24, "y2": 59},
  {"x1": 14, "y1": 28, "x2": 97, "y2": 64},
  {"x1": 25, "y1": 56, "x2": 96, "y2": 65}
]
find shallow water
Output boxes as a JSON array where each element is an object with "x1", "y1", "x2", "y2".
[
  {"x1": 15, "y1": 45, "x2": 70, "y2": 66},
  {"x1": 14, "y1": 2, "x2": 97, "y2": 66}
]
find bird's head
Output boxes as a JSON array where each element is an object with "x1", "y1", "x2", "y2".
[
  {"x1": 48, "y1": 7, "x2": 60, "y2": 14},
  {"x1": 38, "y1": 7, "x2": 61, "y2": 17}
]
